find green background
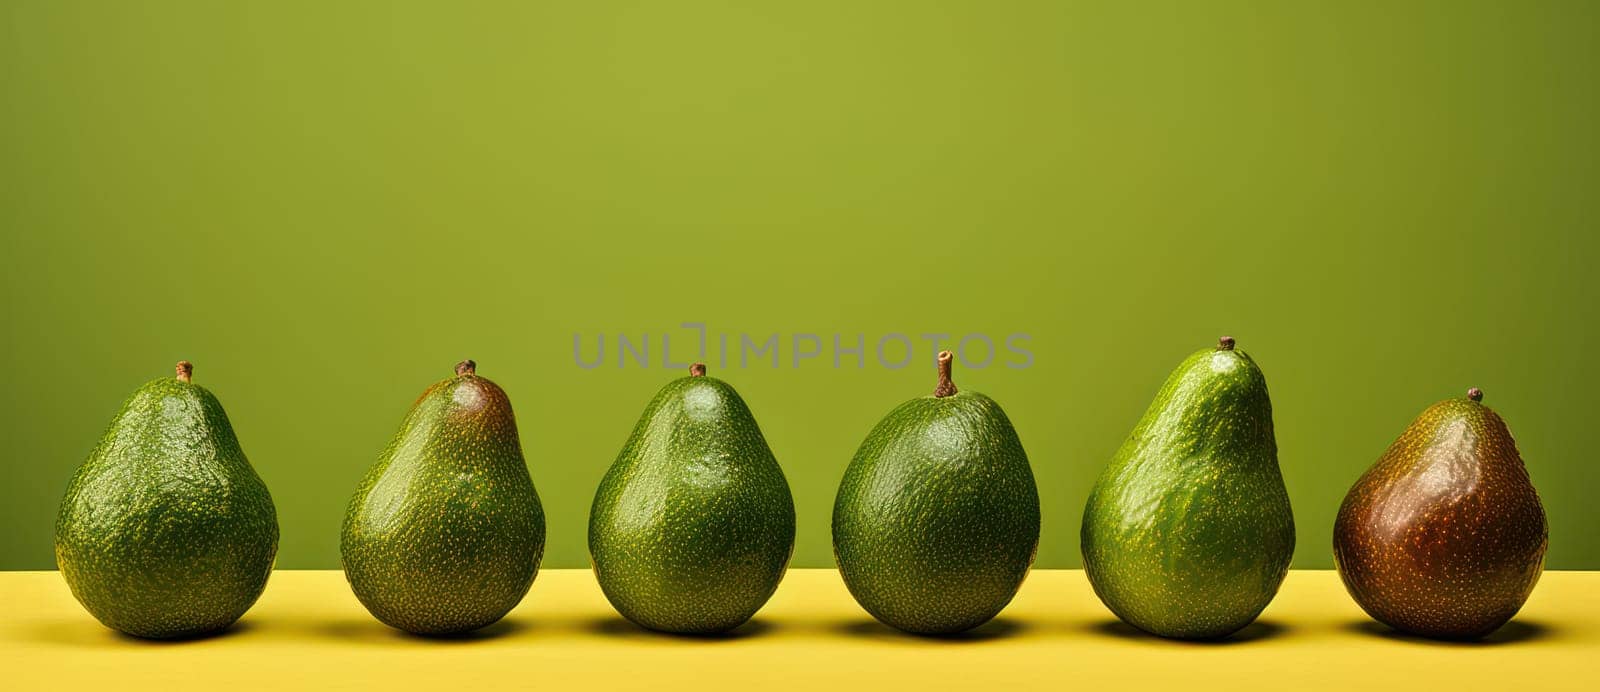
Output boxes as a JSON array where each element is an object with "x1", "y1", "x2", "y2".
[{"x1": 2, "y1": 1, "x2": 1595, "y2": 571}]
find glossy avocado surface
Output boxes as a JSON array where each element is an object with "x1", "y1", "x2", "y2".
[
  {"x1": 590, "y1": 364, "x2": 795, "y2": 634},
  {"x1": 1081, "y1": 338, "x2": 1294, "y2": 640},
  {"x1": 1334, "y1": 388, "x2": 1547, "y2": 640}
]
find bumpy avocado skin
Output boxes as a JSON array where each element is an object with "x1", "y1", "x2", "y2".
[
  {"x1": 55, "y1": 375, "x2": 279, "y2": 639},
  {"x1": 1081, "y1": 344, "x2": 1294, "y2": 640},
  {"x1": 589, "y1": 374, "x2": 795, "y2": 634},
  {"x1": 832, "y1": 391, "x2": 1040, "y2": 635},
  {"x1": 341, "y1": 368, "x2": 545, "y2": 635},
  {"x1": 1334, "y1": 395, "x2": 1547, "y2": 640}
]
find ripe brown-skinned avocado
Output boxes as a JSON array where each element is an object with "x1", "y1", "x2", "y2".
[{"x1": 1334, "y1": 388, "x2": 1547, "y2": 640}]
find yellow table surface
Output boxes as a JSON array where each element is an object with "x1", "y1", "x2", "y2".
[{"x1": 2, "y1": 569, "x2": 1594, "y2": 691}]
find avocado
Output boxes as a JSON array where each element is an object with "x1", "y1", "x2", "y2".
[
  {"x1": 55, "y1": 361, "x2": 278, "y2": 639},
  {"x1": 1334, "y1": 388, "x2": 1547, "y2": 639},
  {"x1": 589, "y1": 363, "x2": 795, "y2": 634},
  {"x1": 1081, "y1": 337, "x2": 1294, "y2": 640},
  {"x1": 832, "y1": 351, "x2": 1040, "y2": 634},
  {"x1": 341, "y1": 360, "x2": 545, "y2": 635}
]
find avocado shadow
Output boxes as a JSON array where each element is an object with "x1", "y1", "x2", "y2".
[
  {"x1": 1341, "y1": 619, "x2": 1555, "y2": 646},
  {"x1": 581, "y1": 616, "x2": 774, "y2": 641},
  {"x1": 28, "y1": 619, "x2": 255, "y2": 647},
  {"x1": 1087, "y1": 618, "x2": 1288, "y2": 645},
  {"x1": 314, "y1": 617, "x2": 528, "y2": 644},
  {"x1": 830, "y1": 617, "x2": 1027, "y2": 643}
]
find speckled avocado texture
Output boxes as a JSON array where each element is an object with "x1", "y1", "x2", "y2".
[
  {"x1": 832, "y1": 356, "x2": 1040, "y2": 635},
  {"x1": 1334, "y1": 392, "x2": 1547, "y2": 640},
  {"x1": 55, "y1": 364, "x2": 278, "y2": 640},
  {"x1": 341, "y1": 362, "x2": 545, "y2": 635},
  {"x1": 589, "y1": 367, "x2": 795, "y2": 634},
  {"x1": 1081, "y1": 340, "x2": 1294, "y2": 640}
]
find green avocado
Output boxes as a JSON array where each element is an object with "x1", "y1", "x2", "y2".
[
  {"x1": 55, "y1": 361, "x2": 278, "y2": 639},
  {"x1": 832, "y1": 351, "x2": 1040, "y2": 635},
  {"x1": 1081, "y1": 337, "x2": 1294, "y2": 640},
  {"x1": 341, "y1": 360, "x2": 545, "y2": 635},
  {"x1": 589, "y1": 363, "x2": 795, "y2": 634}
]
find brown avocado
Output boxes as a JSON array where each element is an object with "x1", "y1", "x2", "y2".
[{"x1": 1333, "y1": 388, "x2": 1547, "y2": 639}]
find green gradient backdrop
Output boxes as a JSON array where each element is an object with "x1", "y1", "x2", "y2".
[{"x1": 2, "y1": 1, "x2": 1596, "y2": 571}]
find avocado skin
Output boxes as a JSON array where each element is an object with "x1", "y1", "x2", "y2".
[
  {"x1": 55, "y1": 374, "x2": 278, "y2": 639},
  {"x1": 341, "y1": 368, "x2": 545, "y2": 635},
  {"x1": 832, "y1": 391, "x2": 1040, "y2": 635},
  {"x1": 589, "y1": 374, "x2": 795, "y2": 634},
  {"x1": 1333, "y1": 395, "x2": 1547, "y2": 640},
  {"x1": 1081, "y1": 344, "x2": 1294, "y2": 640}
]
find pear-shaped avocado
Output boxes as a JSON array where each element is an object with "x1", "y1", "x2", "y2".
[
  {"x1": 1334, "y1": 388, "x2": 1547, "y2": 640},
  {"x1": 341, "y1": 360, "x2": 545, "y2": 635},
  {"x1": 56, "y1": 361, "x2": 278, "y2": 639},
  {"x1": 1081, "y1": 337, "x2": 1294, "y2": 640},
  {"x1": 832, "y1": 351, "x2": 1040, "y2": 635},
  {"x1": 589, "y1": 363, "x2": 795, "y2": 634}
]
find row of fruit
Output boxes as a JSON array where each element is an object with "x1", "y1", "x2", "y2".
[{"x1": 53, "y1": 337, "x2": 1547, "y2": 642}]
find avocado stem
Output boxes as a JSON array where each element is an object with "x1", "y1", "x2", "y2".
[
  {"x1": 1468, "y1": 387, "x2": 1484, "y2": 402},
  {"x1": 934, "y1": 350, "x2": 958, "y2": 398},
  {"x1": 455, "y1": 360, "x2": 477, "y2": 376},
  {"x1": 690, "y1": 363, "x2": 707, "y2": 377},
  {"x1": 1218, "y1": 336, "x2": 1236, "y2": 351},
  {"x1": 175, "y1": 361, "x2": 193, "y2": 383}
]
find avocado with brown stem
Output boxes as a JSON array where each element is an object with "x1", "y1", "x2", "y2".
[
  {"x1": 56, "y1": 361, "x2": 279, "y2": 639},
  {"x1": 833, "y1": 351, "x2": 1040, "y2": 634},
  {"x1": 589, "y1": 363, "x2": 795, "y2": 634},
  {"x1": 341, "y1": 360, "x2": 545, "y2": 635},
  {"x1": 1081, "y1": 337, "x2": 1294, "y2": 640},
  {"x1": 1334, "y1": 387, "x2": 1547, "y2": 639}
]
